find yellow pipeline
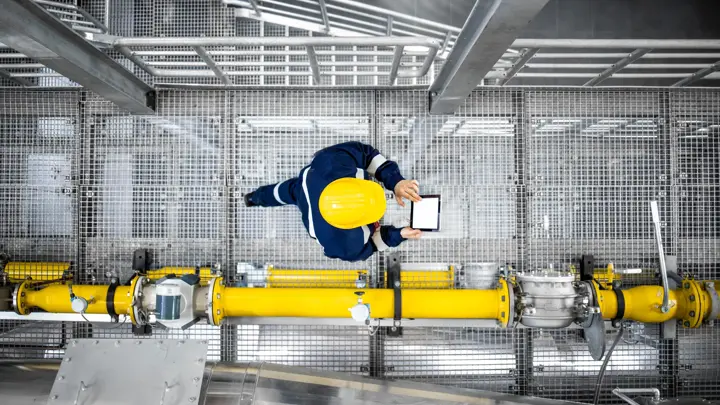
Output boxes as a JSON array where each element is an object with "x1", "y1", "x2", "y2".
[
  {"x1": 595, "y1": 280, "x2": 719, "y2": 327},
  {"x1": 267, "y1": 269, "x2": 367, "y2": 288},
  {"x1": 385, "y1": 270, "x2": 454, "y2": 289},
  {"x1": 211, "y1": 278, "x2": 511, "y2": 326},
  {"x1": 265, "y1": 267, "x2": 454, "y2": 289},
  {"x1": 146, "y1": 267, "x2": 215, "y2": 284},
  {"x1": 17, "y1": 283, "x2": 133, "y2": 316},
  {"x1": 3, "y1": 262, "x2": 70, "y2": 282}
]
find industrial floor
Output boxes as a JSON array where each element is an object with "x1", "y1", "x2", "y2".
[{"x1": 0, "y1": 88, "x2": 719, "y2": 402}]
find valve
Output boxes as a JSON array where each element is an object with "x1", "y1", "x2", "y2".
[
  {"x1": 349, "y1": 291, "x2": 370, "y2": 323},
  {"x1": 71, "y1": 296, "x2": 88, "y2": 314}
]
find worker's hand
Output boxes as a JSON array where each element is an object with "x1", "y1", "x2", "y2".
[
  {"x1": 401, "y1": 227, "x2": 422, "y2": 239},
  {"x1": 394, "y1": 180, "x2": 421, "y2": 207}
]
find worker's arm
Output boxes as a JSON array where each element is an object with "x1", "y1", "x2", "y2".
[
  {"x1": 323, "y1": 225, "x2": 421, "y2": 262},
  {"x1": 314, "y1": 142, "x2": 405, "y2": 191}
]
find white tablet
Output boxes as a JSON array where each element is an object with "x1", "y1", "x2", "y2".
[{"x1": 410, "y1": 195, "x2": 441, "y2": 232}]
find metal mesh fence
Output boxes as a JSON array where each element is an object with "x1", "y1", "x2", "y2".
[{"x1": 0, "y1": 88, "x2": 719, "y2": 403}]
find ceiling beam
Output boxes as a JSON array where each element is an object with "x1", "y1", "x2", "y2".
[
  {"x1": 583, "y1": 48, "x2": 650, "y2": 87},
  {"x1": 672, "y1": 60, "x2": 720, "y2": 87},
  {"x1": 429, "y1": 0, "x2": 550, "y2": 114},
  {"x1": 0, "y1": 0, "x2": 155, "y2": 114}
]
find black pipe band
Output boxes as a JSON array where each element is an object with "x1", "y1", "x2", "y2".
[
  {"x1": 613, "y1": 288, "x2": 625, "y2": 321},
  {"x1": 106, "y1": 281, "x2": 119, "y2": 318}
]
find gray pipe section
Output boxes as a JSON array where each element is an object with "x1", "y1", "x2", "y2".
[{"x1": 0, "y1": 360, "x2": 584, "y2": 405}]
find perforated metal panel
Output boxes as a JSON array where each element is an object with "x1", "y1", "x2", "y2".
[{"x1": 1, "y1": 88, "x2": 719, "y2": 403}]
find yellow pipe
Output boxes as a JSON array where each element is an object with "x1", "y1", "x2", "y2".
[
  {"x1": 145, "y1": 267, "x2": 215, "y2": 283},
  {"x1": 3, "y1": 262, "x2": 70, "y2": 282},
  {"x1": 213, "y1": 278, "x2": 511, "y2": 325},
  {"x1": 595, "y1": 279, "x2": 716, "y2": 326},
  {"x1": 266, "y1": 267, "x2": 454, "y2": 289},
  {"x1": 20, "y1": 283, "x2": 133, "y2": 315},
  {"x1": 267, "y1": 269, "x2": 367, "y2": 288},
  {"x1": 385, "y1": 270, "x2": 454, "y2": 289}
]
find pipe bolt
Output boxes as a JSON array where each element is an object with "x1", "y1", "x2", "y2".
[
  {"x1": 52, "y1": 395, "x2": 58, "y2": 400},
  {"x1": 689, "y1": 295, "x2": 696, "y2": 302},
  {"x1": 684, "y1": 321, "x2": 690, "y2": 327},
  {"x1": 684, "y1": 282, "x2": 690, "y2": 289},
  {"x1": 689, "y1": 311, "x2": 695, "y2": 317}
]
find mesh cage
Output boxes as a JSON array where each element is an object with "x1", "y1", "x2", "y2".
[{"x1": 0, "y1": 88, "x2": 718, "y2": 403}]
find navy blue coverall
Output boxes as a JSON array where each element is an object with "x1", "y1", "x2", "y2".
[{"x1": 248, "y1": 142, "x2": 407, "y2": 262}]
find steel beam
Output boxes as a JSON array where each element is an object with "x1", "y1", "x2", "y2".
[
  {"x1": 498, "y1": 48, "x2": 537, "y2": 86},
  {"x1": 584, "y1": 48, "x2": 650, "y2": 86},
  {"x1": 306, "y1": 46, "x2": 321, "y2": 85},
  {"x1": 0, "y1": 0, "x2": 154, "y2": 114},
  {"x1": 0, "y1": 67, "x2": 32, "y2": 86},
  {"x1": 672, "y1": 60, "x2": 720, "y2": 87},
  {"x1": 318, "y1": 0, "x2": 330, "y2": 33},
  {"x1": 193, "y1": 46, "x2": 231, "y2": 85},
  {"x1": 429, "y1": 0, "x2": 550, "y2": 114},
  {"x1": 387, "y1": 46, "x2": 404, "y2": 85}
]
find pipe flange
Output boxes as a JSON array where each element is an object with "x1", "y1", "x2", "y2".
[
  {"x1": 497, "y1": 278, "x2": 514, "y2": 327},
  {"x1": 684, "y1": 280, "x2": 704, "y2": 328},
  {"x1": 12, "y1": 281, "x2": 30, "y2": 315},
  {"x1": 206, "y1": 277, "x2": 224, "y2": 326},
  {"x1": 128, "y1": 276, "x2": 148, "y2": 326},
  {"x1": 580, "y1": 281, "x2": 598, "y2": 329},
  {"x1": 706, "y1": 282, "x2": 720, "y2": 322}
]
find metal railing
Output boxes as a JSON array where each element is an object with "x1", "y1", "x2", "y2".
[
  {"x1": 492, "y1": 39, "x2": 720, "y2": 86},
  {"x1": 0, "y1": 0, "x2": 108, "y2": 86},
  {"x1": 113, "y1": 36, "x2": 442, "y2": 86}
]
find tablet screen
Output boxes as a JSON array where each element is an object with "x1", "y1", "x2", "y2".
[{"x1": 410, "y1": 195, "x2": 441, "y2": 231}]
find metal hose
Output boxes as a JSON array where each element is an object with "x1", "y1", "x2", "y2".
[{"x1": 593, "y1": 323, "x2": 626, "y2": 405}]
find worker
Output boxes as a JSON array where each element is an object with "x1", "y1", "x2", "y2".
[{"x1": 244, "y1": 142, "x2": 423, "y2": 261}]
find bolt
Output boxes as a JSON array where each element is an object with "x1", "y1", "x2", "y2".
[
  {"x1": 64, "y1": 357, "x2": 71, "y2": 362},
  {"x1": 216, "y1": 309, "x2": 221, "y2": 315},
  {"x1": 391, "y1": 326, "x2": 397, "y2": 331},
  {"x1": 197, "y1": 358, "x2": 204, "y2": 364},
  {"x1": 94, "y1": 340, "x2": 99, "y2": 345},
  {"x1": 394, "y1": 281, "x2": 400, "y2": 288},
  {"x1": 20, "y1": 292, "x2": 25, "y2": 297},
  {"x1": 684, "y1": 321, "x2": 690, "y2": 327},
  {"x1": 52, "y1": 395, "x2": 58, "y2": 400},
  {"x1": 189, "y1": 397, "x2": 197, "y2": 402},
  {"x1": 684, "y1": 282, "x2": 690, "y2": 289},
  {"x1": 193, "y1": 377, "x2": 200, "y2": 383},
  {"x1": 72, "y1": 340, "x2": 78, "y2": 346},
  {"x1": 689, "y1": 311, "x2": 695, "y2": 317},
  {"x1": 689, "y1": 295, "x2": 696, "y2": 302},
  {"x1": 135, "y1": 340, "x2": 142, "y2": 345},
  {"x1": 58, "y1": 375, "x2": 65, "y2": 381},
  {"x1": 216, "y1": 293, "x2": 221, "y2": 300}
]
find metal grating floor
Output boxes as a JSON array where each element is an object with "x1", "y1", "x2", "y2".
[{"x1": 0, "y1": 88, "x2": 719, "y2": 402}]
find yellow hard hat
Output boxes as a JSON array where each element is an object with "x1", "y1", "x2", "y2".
[{"x1": 319, "y1": 178, "x2": 386, "y2": 229}]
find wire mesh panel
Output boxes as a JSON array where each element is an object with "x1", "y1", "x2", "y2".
[
  {"x1": 384, "y1": 327, "x2": 519, "y2": 393},
  {"x1": 0, "y1": 90, "x2": 78, "y2": 266},
  {"x1": 526, "y1": 90, "x2": 669, "y2": 271},
  {"x1": 532, "y1": 327, "x2": 663, "y2": 403},
  {"x1": 672, "y1": 90, "x2": 720, "y2": 281},
  {"x1": 236, "y1": 325, "x2": 368, "y2": 373},
  {"x1": 79, "y1": 91, "x2": 226, "y2": 284},
  {"x1": 229, "y1": 90, "x2": 378, "y2": 277},
  {"x1": 376, "y1": 90, "x2": 517, "y2": 284}
]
